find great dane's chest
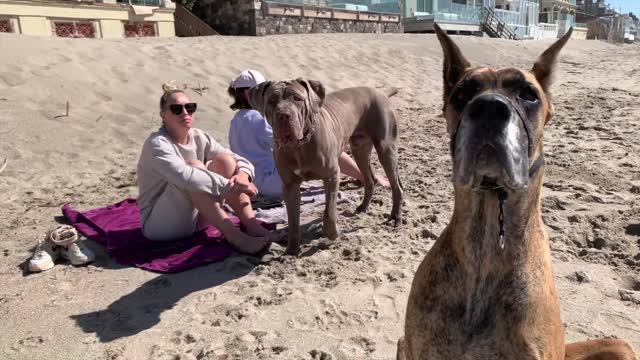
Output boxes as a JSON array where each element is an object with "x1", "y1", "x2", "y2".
[{"x1": 408, "y1": 262, "x2": 541, "y2": 359}]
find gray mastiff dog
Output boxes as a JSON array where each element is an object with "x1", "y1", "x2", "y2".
[{"x1": 248, "y1": 79, "x2": 403, "y2": 256}]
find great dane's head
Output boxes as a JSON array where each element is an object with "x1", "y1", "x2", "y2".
[
  {"x1": 435, "y1": 24, "x2": 572, "y2": 192},
  {"x1": 247, "y1": 79, "x2": 326, "y2": 148}
]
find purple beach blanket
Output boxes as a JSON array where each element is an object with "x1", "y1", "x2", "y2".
[{"x1": 62, "y1": 198, "x2": 274, "y2": 273}]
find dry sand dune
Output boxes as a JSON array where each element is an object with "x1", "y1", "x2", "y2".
[{"x1": 0, "y1": 32, "x2": 639, "y2": 359}]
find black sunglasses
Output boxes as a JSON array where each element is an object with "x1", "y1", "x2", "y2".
[{"x1": 168, "y1": 103, "x2": 197, "y2": 115}]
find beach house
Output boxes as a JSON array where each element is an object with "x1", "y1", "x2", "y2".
[
  {"x1": 402, "y1": 0, "x2": 588, "y2": 39},
  {"x1": 402, "y1": 0, "x2": 547, "y2": 39},
  {"x1": 0, "y1": 0, "x2": 175, "y2": 38}
]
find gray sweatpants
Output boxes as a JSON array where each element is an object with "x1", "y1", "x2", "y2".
[{"x1": 142, "y1": 183, "x2": 201, "y2": 241}]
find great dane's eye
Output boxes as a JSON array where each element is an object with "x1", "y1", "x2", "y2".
[
  {"x1": 518, "y1": 86, "x2": 538, "y2": 103},
  {"x1": 268, "y1": 96, "x2": 279, "y2": 106},
  {"x1": 453, "y1": 85, "x2": 480, "y2": 107},
  {"x1": 292, "y1": 94, "x2": 303, "y2": 102}
]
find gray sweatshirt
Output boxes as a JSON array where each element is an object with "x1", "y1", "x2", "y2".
[{"x1": 137, "y1": 127, "x2": 255, "y2": 227}]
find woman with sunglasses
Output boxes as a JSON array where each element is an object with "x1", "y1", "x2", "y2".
[
  {"x1": 227, "y1": 70, "x2": 390, "y2": 199},
  {"x1": 136, "y1": 82, "x2": 279, "y2": 254}
]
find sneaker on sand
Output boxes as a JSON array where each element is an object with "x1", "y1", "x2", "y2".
[
  {"x1": 60, "y1": 241, "x2": 95, "y2": 266},
  {"x1": 28, "y1": 236, "x2": 60, "y2": 273}
]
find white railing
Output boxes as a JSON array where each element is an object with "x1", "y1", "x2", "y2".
[
  {"x1": 491, "y1": 0, "x2": 540, "y2": 38},
  {"x1": 507, "y1": 24, "x2": 529, "y2": 38},
  {"x1": 494, "y1": 9, "x2": 523, "y2": 26},
  {"x1": 435, "y1": 0, "x2": 482, "y2": 24},
  {"x1": 529, "y1": 23, "x2": 559, "y2": 40}
]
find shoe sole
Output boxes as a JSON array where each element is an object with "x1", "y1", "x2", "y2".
[
  {"x1": 60, "y1": 252, "x2": 94, "y2": 266},
  {"x1": 29, "y1": 260, "x2": 55, "y2": 273}
]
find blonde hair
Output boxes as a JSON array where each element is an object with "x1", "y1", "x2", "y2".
[{"x1": 159, "y1": 81, "x2": 185, "y2": 111}]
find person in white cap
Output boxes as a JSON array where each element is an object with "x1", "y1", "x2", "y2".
[{"x1": 227, "y1": 69, "x2": 389, "y2": 199}]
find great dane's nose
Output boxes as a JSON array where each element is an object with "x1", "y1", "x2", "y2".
[{"x1": 467, "y1": 94, "x2": 512, "y2": 128}]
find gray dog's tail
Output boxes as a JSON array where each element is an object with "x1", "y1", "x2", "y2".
[{"x1": 384, "y1": 87, "x2": 399, "y2": 98}]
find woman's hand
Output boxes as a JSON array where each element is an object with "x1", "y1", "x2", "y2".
[
  {"x1": 186, "y1": 159, "x2": 207, "y2": 170},
  {"x1": 229, "y1": 172, "x2": 258, "y2": 198}
]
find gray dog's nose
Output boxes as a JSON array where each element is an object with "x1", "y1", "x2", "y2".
[
  {"x1": 467, "y1": 94, "x2": 512, "y2": 128},
  {"x1": 277, "y1": 112, "x2": 291, "y2": 123}
]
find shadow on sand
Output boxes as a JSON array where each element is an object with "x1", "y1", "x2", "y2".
[{"x1": 70, "y1": 256, "x2": 254, "y2": 342}]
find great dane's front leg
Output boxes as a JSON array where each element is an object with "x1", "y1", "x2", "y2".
[
  {"x1": 323, "y1": 172, "x2": 341, "y2": 240},
  {"x1": 283, "y1": 180, "x2": 302, "y2": 256},
  {"x1": 396, "y1": 337, "x2": 408, "y2": 360}
]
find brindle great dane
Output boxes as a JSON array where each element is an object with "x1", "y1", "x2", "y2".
[{"x1": 396, "y1": 24, "x2": 637, "y2": 360}]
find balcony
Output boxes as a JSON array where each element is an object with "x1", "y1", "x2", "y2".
[{"x1": 433, "y1": 0, "x2": 482, "y2": 24}]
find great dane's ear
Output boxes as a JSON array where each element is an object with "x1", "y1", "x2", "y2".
[
  {"x1": 434, "y1": 23, "x2": 471, "y2": 108},
  {"x1": 297, "y1": 79, "x2": 325, "y2": 113},
  {"x1": 247, "y1": 81, "x2": 273, "y2": 116},
  {"x1": 532, "y1": 27, "x2": 573, "y2": 92}
]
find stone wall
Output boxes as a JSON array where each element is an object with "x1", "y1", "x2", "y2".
[
  {"x1": 255, "y1": 12, "x2": 403, "y2": 36},
  {"x1": 193, "y1": 0, "x2": 402, "y2": 36},
  {"x1": 192, "y1": 0, "x2": 259, "y2": 36}
]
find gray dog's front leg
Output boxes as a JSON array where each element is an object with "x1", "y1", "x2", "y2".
[
  {"x1": 323, "y1": 173, "x2": 341, "y2": 240},
  {"x1": 284, "y1": 181, "x2": 302, "y2": 256}
]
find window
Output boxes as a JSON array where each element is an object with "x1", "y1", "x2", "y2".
[
  {"x1": 53, "y1": 21, "x2": 96, "y2": 38},
  {"x1": 124, "y1": 22, "x2": 157, "y2": 37},
  {"x1": 0, "y1": 19, "x2": 13, "y2": 33},
  {"x1": 116, "y1": 0, "x2": 160, "y2": 6}
]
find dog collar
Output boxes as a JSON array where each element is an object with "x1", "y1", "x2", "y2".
[
  {"x1": 298, "y1": 116, "x2": 316, "y2": 146},
  {"x1": 449, "y1": 97, "x2": 545, "y2": 252}
]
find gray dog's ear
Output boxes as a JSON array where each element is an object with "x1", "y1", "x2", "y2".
[
  {"x1": 247, "y1": 81, "x2": 273, "y2": 116},
  {"x1": 531, "y1": 27, "x2": 573, "y2": 92},
  {"x1": 434, "y1": 23, "x2": 471, "y2": 110},
  {"x1": 297, "y1": 79, "x2": 325, "y2": 113}
]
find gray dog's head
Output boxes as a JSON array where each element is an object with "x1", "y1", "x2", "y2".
[{"x1": 247, "y1": 79, "x2": 325, "y2": 147}]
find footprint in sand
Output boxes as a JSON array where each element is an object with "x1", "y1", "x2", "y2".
[
  {"x1": 0, "y1": 117, "x2": 18, "y2": 136},
  {"x1": 103, "y1": 345, "x2": 126, "y2": 360},
  {"x1": 0, "y1": 68, "x2": 28, "y2": 88},
  {"x1": 17, "y1": 336, "x2": 46, "y2": 348},
  {"x1": 337, "y1": 335, "x2": 377, "y2": 358},
  {"x1": 309, "y1": 349, "x2": 334, "y2": 360},
  {"x1": 169, "y1": 330, "x2": 200, "y2": 346},
  {"x1": 209, "y1": 303, "x2": 250, "y2": 325},
  {"x1": 149, "y1": 344, "x2": 181, "y2": 360}
]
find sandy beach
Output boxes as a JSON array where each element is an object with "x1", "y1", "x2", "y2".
[{"x1": 0, "y1": 32, "x2": 639, "y2": 359}]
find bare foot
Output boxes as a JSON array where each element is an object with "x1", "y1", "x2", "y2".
[
  {"x1": 235, "y1": 220, "x2": 286, "y2": 250},
  {"x1": 243, "y1": 220, "x2": 272, "y2": 237},
  {"x1": 225, "y1": 230, "x2": 270, "y2": 255},
  {"x1": 266, "y1": 231, "x2": 287, "y2": 243},
  {"x1": 242, "y1": 219, "x2": 286, "y2": 243},
  {"x1": 375, "y1": 174, "x2": 391, "y2": 188}
]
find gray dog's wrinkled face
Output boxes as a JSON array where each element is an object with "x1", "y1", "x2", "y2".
[{"x1": 248, "y1": 79, "x2": 325, "y2": 147}]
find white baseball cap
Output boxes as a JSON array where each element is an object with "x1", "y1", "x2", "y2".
[{"x1": 231, "y1": 69, "x2": 266, "y2": 89}]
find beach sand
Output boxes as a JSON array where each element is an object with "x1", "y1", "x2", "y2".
[{"x1": 0, "y1": 32, "x2": 639, "y2": 359}]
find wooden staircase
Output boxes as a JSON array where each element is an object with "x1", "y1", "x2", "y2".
[
  {"x1": 481, "y1": 6, "x2": 519, "y2": 40},
  {"x1": 174, "y1": 4, "x2": 219, "y2": 37}
]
